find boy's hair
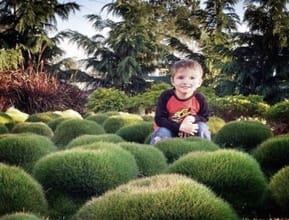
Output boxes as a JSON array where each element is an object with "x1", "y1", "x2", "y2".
[{"x1": 171, "y1": 59, "x2": 203, "y2": 78}]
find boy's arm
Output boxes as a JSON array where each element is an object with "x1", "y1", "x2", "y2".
[{"x1": 194, "y1": 92, "x2": 210, "y2": 122}]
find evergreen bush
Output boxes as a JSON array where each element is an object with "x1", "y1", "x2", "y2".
[
  {"x1": 52, "y1": 119, "x2": 105, "y2": 148},
  {"x1": 207, "y1": 116, "x2": 226, "y2": 137},
  {"x1": 0, "y1": 163, "x2": 47, "y2": 215},
  {"x1": 67, "y1": 134, "x2": 124, "y2": 148},
  {"x1": 167, "y1": 149, "x2": 268, "y2": 215},
  {"x1": 119, "y1": 142, "x2": 168, "y2": 177},
  {"x1": 73, "y1": 174, "x2": 238, "y2": 220},
  {"x1": 269, "y1": 166, "x2": 289, "y2": 214},
  {"x1": 214, "y1": 120, "x2": 273, "y2": 151},
  {"x1": 25, "y1": 112, "x2": 61, "y2": 123},
  {"x1": 0, "y1": 112, "x2": 14, "y2": 130},
  {"x1": 155, "y1": 137, "x2": 219, "y2": 163},
  {"x1": 0, "y1": 133, "x2": 57, "y2": 172},
  {"x1": 33, "y1": 148, "x2": 138, "y2": 198},
  {"x1": 116, "y1": 121, "x2": 153, "y2": 143},
  {"x1": 253, "y1": 135, "x2": 289, "y2": 177},
  {"x1": 11, "y1": 122, "x2": 54, "y2": 138},
  {"x1": 47, "y1": 117, "x2": 68, "y2": 131},
  {"x1": 0, "y1": 124, "x2": 8, "y2": 134},
  {"x1": 102, "y1": 113, "x2": 143, "y2": 133},
  {"x1": 85, "y1": 113, "x2": 109, "y2": 125},
  {"x1": 0, "y1": 212, "x2": 43, "y2": 220}
]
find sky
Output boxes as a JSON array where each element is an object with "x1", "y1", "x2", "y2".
[{"x1": 54, "y1": 0, "x2": 246, "y2": 60}]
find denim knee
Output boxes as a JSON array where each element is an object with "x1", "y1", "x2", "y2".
[
  {"x1": 149, "y1": 127, "x2": 173, "y2": 145},
  {"x1": 196, "y1": 122, "x2": 211, "y2": 141}
]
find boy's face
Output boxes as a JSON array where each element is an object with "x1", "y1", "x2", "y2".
[{"x1": 171, "y1": 67, "x2": 203, "y2": 98}]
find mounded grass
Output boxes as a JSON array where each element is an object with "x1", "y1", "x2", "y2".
[
  {"x1": 0, "y1": 212, "x2": 44, "y2": 220},
  {"x1": 207, "y1": 116, "x2": 226, "y2": 137},
  {"x1": 214, "y1": 120, "x2": 273, "y2": 151},
  {"x1": 33, "y1": 147, "x2": 138, "y2": 198},
  {"x1": 0, "y1": 112, "x2": 14, "y2": 130},
  {"x1": 11, "y1": 122, "x2": 54, "y2": 138},
  {"x1": 116, "y1": 121, "x2": 153, "y2": 143},
  {"x1": 73, "y1": 174, "x2": 238, "y2": 220},
  {"x1": 0, "y1": 133, "x2": 57, "y2": 172},
  {"x1": 47, "y1": 117, "x2": 68, "y2": 131},
  {"x1": 0, "y1": 123, "x2": 8, "y2": 134},
  {"x1": 67, "y1": 134, "x2": 124, "y2": 148},
  {"x1": 52, "y1": 119, "x2": 105, "y2": 148},
  {"x1": 269, "y1": 166, "x2": 289, "y2": 215},
  {"x1": 253, "y1": 135, "x2": 289, "y2": 177},
  {"x1": 26, "y1": 112, "x2": 61, "y2": 123},
  {"x1": 0, "y1": 163, "x2": 48, "y2": 215},
  {"x1": 167, "y1": 149, "x2": 268, "y2": 216},
  {"x1": 155, "y1": 137, "x2": 219, "y2": 163},
  {"x1": 119, "y1": 142, "x2": 168, "y2": 177},
  {"x1": 85, "y1": 113, "x2": 109, "y2": 125}
]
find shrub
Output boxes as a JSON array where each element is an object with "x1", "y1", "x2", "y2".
[
  {"x1": 5, "y1": 107, "x2": 28, "y2": 122},
  {"x1": 53, "y1": 109, "x2": 83, "y2": 119},
  {"x1": 0, "y1": 124, "x2": 8, "y2": 134},
  {"x1": 47, "y1": 117, "x2": 68, "y2": 131},
  {"x1": 0, "y1": 133, "x2": 57, "y2": 172},
  {"x1": 119, "y1": 142, "x2": 168, "y2": 177},
  {"x1": 103, "y1": 113, "x2": 143, "y2": 133},
  {"x1": 167, "y1": 149, "x2": 268, "y2": 215},
  {"x1": 155, "y1": 137, "x2": 219, "y2": 163},
  {"x1": 209, "y1": 95, "x2": 270, "y2": 121},
  {"x1": 73, "y1": 174, "x2": 238, "y2": 220},
  {"x1": 11, "y1": 122, "x2": 54, "y2": 138},
  {"x1": 0, "y1": 163, "x2": 47, "y2": 215},
  {"x1": 52, "y1": 119, "x2": 105, "y2": 148},
  {"x1": 207, "y1": 116, "x2": 226, "y2": 137},
  {"x1": 253, "y1": 135, "x2": 289, "y2": 177},
  {"x1": 67, "y1": 134, "x2": 124, "y2": 148},
  {"x1": 85, "y1": 113, "x2": 109, "y2": 125},
  {"x1": 116, "y1": 121, "x2": 153, "y2": 143},
  {"x1": 0, "y1": 112, "x2": 14, "y2": 129},
  {"x1": 269, "y1": 166, "x2": 289, "y2": 214},
  {"x1": 25, "y1": 112, "x2": 61, "y2": 123},
  {"x1": 214, "y1": 120, "x2": 273, "y2": 151},
  {"x1": 86, "y1": 88, "x2": 128, "y2": 112},
  {"x1": 33, "y1": 148, "x2": 138, "y2": 198},
  {"x1": 0, "y1": 212, "x2": 44, "y2": 220}
]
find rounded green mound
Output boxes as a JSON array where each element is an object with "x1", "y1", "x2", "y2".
[
  {"x1": 52, "y1": 119, "x2": 105, "y2": 148},
  {"x1": 0, "y1": 212, "x2": 44, "y2": 220},
  {"x1": 116, "y1": 121, "x2": 153, "y2": 143},
  {"x1": 155, "y1": 137, "x2": 219, "y2": 163},
  {"x1": 253, "y1": 135, "x2": 289, "y2": 177},
  {"x1": 167, "y1": 149, "x2": 268, "y2": 215},
  {"x1": 85, "y1": 113, "x2": 109, "y2": 125},
  {"x1": 33, "y1": 148, "x2": 138, "y2": 197},
  {"x1": 47, "y1": 117, "x2": 68, "y2": 131},
  {"x1": 67, "y1": 134, "x2": 124, "y2": 148},
  {"x1": 26, "y1": 112, "x2": 61, "y2": 123},
  {"x1": 11, "y1": 122, "x2": 54, "y2": 138},
  {"x1": 0, "y1": 133, "x2": 57, "y2": 172},
  {"x1": 119, "y1": 142, "x2": 168, "y2": 177},
  {"x1": 269, "y1": 166, "x2": 289, "y2": 213},
  {"x1": 214, "y1": 120, "x2": 273, "y2": 151},
  {"x1": 207, "y1": 116, "x2": 226, "y2": 137},
  {"x1": 102, "y1": 113, "x2": 143, "y2": 133},
  {"x1": 0, "y1": 163, "x2": 47, "y2": 215},
  {"x1": 0, "y1": 124, "x2": 8, "y2": 134},
  {"x1": 73, "y1": 174, "x2": 238, "y2": 220}
]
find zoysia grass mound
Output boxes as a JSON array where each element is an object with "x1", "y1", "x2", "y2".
[
  {"x1": 73, "y1": 174, "x2": 238, "y2": 220},
  {"x1": 0, "y1": 212, "x2": 44, "y2": 220},
  {"x1": 11, "y1": 122, "x2": 54, "y2": 138}
]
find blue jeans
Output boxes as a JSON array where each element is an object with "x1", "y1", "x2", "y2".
[{"x1": 149, "y1": 122, "x2": 211, "y2": 144}]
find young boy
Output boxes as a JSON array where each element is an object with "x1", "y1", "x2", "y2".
[{"x1": 150, "y1": 59, "x2": 211, "y2": 144}]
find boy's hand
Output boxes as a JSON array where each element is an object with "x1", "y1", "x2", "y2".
[{"x1": 179, "y1": 119, "x2": 199, "y2": 136}]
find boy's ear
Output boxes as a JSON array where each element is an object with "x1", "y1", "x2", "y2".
[{"x1": 170, "y1": 77, "x2": 175, "y2": 86}]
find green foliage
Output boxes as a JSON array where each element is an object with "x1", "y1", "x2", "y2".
[
  {"x1": 209, "y1": 95, "x2": 270, "y2": 121},
  {"x1": 102, "y1": 113, "x2": 143, "y2": 133},
  {"x1": 33, "y1": 148, "x2": 138, "y2": 198},
  {"x1": 0, "y1": 124, "x2": 8, "y2": 134},
  {"x1": 0, "y1": 49, "x2": 23, "y2": 71},
  {"x1": 126, "y1": 82, "x2": 172, "y2": 113},
  {"x1": 269, "y1": 166, "x2": 289, "y2": 214},
  {"x1": 155, "y1": 137, "x2": 219, "y2": 163},
  {"x1": 52, "y1": 119, "x2": 105, "y2": 148},
  {"x1": 253, "y1": 135, "x2": 289, "y2": 177},
  {"x1": 0, "y1": 163, "x2": 48, "y2": 215},
  {"x1": 119, "y1": 142, "x2": 168, "y2": 177},
  {"x1": 116, "y1": 121, "x2": 153, "y2": 143},
  {"x1": 73, "y1": 174, "x2": 238, "y2": 220},
  {"x1": 207, "y1": 116, "x2": 226, "y2": 137},
  {"x1": 26, "y1": 112, "x2": 61, "y2": 123},
  {"x1": 0, "y1": 212, "x2": 44, "y2": 220},
  {"x1": 67, "y1": 134, "x2": 124, "y2": 148},
  {"x1": 5, "y1": 107, "x2": 29, "y2": 123},
  {"x1": 86, "y1": 88, "x2": 128, "y2": 113},
  {"x1": 0, "y1": 112, "x2": 14, "y2": 124},
  {"x1": 167, "y1": 149, "x2": 268, "y2": 215},
  {"x1": 85, "y1": 113, "x2": 109, "y2": 125},
  {"x1": 0, "y1": 133, "x2": 57, "y2": 172},
  {"x1": 11, "y1": 122, "x2": 54, "y2": 138},
  {"x1": 214, "y1": 120, "x2": 273, "y2": 151},
  {"x1": 47, "y1": 117, "x2": 68, "y2": 131}
]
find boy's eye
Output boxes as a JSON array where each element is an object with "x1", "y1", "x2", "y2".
[
  {"x1": 177, "y1": 76, "x2": 184, "y2": 80},
  {"x1": 190, "y1": 77, "x2": 195, "y2": 80}
]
